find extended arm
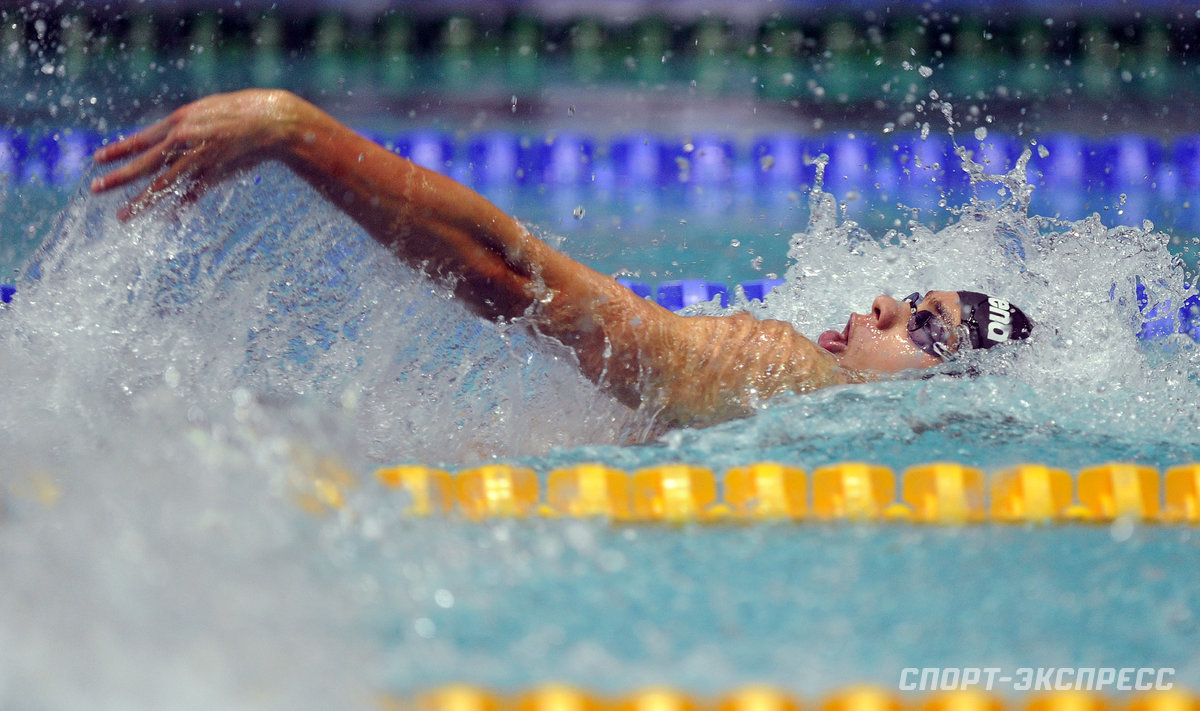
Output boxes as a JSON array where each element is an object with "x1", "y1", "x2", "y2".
[
  {"x1": 91, "y1": 89, "x2": 846, "y2": 425},
  {"x1": 93, "y1": 90, "x2": 583, "y2": 323}
]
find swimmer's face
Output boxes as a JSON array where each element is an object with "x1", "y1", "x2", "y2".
[{"x1": 817, "y1": 290, "x2": 963, "y2": 373}]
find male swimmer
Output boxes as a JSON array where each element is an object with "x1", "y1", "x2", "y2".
[{"x1": 89, "y1": 89, "x2": 1032, "y2": 428}]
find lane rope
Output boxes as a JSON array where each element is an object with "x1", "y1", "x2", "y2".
[
  {"x1": 389, "y1": 683, "x2": 1198, "y2": 711},
  {"x1": 346, "y1": 461, "x2": 1200, "y2": 524}
]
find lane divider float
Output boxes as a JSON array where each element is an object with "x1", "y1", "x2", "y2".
[
  {"x1": 389, "y1": 685, "x2": 1200, "y2": 711},
  {"x1": 14, "y1": 128, "x2": 1200, "y2": 200},
  {"x1": 362, "y1": 461, "x2": 1200, "y2": 525}
]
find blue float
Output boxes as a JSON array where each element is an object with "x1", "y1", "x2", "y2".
[
  {"x1": 1, "y1": 284, "x2": 14, "y2": 304},
  {"x1": 609, "y1": 133, "x2": 663, "y2": 187},
  {"x1": 1033, "y1": 133, "x2": 1087, "y2": 189},
  {"x1": 815, "y1": 133, "x2": 876, "y2": 197},
  {"x1": 751, "y1": 133, "x2": 812, "y2": 186},
  {"x1": 1138, "y1": 299, "x2": 1177, "y2": 341},
  {"x1": 962, "y1": 134, "x2": 1021, "y2": 174},
  {"x1": 1134, "y1": 281, "x2": 1200, "y2": 343},
  {"x1": 655, "y1": 280, "x2": 729, "y2": 310},
  {"x1": 467, "y1": 132, "x2": 523, "y2": 186},
  {"x1": 1170, "y1": 136, "x2": 1200, "y2": 193},
  {"x1": 1179, "y1": 294, "x2": 1200, "y2": 341},
  {"x1": 892, "y1": 134, "x2": 956, "y2": 191},
  {"x1": 658, "y1": 135, "x2": 735, "y2": 185},
  {"x1": 617, "y1": 279, "x2": 652, "y2": 300},
  {"x1": 739, "y1": 279, "x2": 785, "y2": 303},
  {"x1": 537, "y1": 133, "x2": 594, "y2": 185},
  {"x1": 395, "y1": 131, "x2": 455, "y2": 173},
  {"x1": 696, "y1": 135, "x2": 736, "y2": 185},
  {"x1": 1096, "y1": 134, "x2": 1162, "y2": 191}
]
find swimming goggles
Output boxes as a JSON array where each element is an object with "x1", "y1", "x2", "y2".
[{"x1": 902, "y1": 292, "x2": 956, "y2": 361}]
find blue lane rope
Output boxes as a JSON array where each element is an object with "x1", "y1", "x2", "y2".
[{"x1": 11, "y1": 128, "x2": 1200, "y2": 196}]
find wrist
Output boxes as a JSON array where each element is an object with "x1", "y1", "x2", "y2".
[
  {"x1": 246, "y1": 89, "x2": 305, "y2": 162},
  {"x1": 259, "y1": 90, "x2": 333, "y2": 170}
]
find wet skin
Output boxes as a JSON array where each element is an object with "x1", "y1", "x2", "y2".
[
  {"x1": 90, "y1": 89, "x2": 955, "y2": 428},
  {"x1": 819, "y1": 291, "x2": 963, "y2": 373}
]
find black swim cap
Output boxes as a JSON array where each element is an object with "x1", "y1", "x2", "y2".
[{"x1": 956, "y1": 291, "x2": 1034, "y2": 350}]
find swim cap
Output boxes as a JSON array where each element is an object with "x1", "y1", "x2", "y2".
[{"x1": 956, "y1": 291, "x2": 1033, "y2": 350}]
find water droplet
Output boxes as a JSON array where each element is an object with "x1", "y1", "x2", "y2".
[
  {"x1": 974, "y1": 127, "x2": 988, "y2": 140},
  {"x1": 918, "y1": 65, "x2": 933, "y2": 78},
  {"x1": 572, "y1": 206, "x2": 585, "y2": 220},
  {"x1": 414, "y1": 617, "x2": 436, "y2": 638},
  {"x1": 1110, "y1": 516, "x2": 1135, "y2": 543}
]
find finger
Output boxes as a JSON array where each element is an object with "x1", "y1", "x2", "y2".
[
  {"x1": 90, "y1": 138, "x2": 176, "y2": 193},
  {"x1": 176, "y1": 163, "x2": 213, "y2": 208},
  {"x1": 178, "y1": 182, "x2": 206, "y2": 209},
  {"x1": 92, "y1": 118, "x2": 172, "y2": 165},
  {"x1": 117, "y1": 159, "x2": 197, "y2": 221}
]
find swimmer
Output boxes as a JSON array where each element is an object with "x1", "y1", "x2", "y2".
[{"x1": 89, "y1": 89, "x2": 1033, "y2": 428}]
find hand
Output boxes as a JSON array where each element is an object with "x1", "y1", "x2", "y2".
[{"x1": 90, "y1": 89, "x2": 299, "y2": 220}]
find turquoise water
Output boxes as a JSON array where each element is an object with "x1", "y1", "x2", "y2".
[
  {"x1": 1, "y1": 117, "x2": 1199, "y2": 709},
  {"x1": 3, "y1": 10, "x2": 1200, "y2": 709},
  {"x1": 363, "y1": 522, "x2": 1200, "y2": 693},
  {"x1": 1, "y1": 156, "x2": 1198, "y2": 710}
]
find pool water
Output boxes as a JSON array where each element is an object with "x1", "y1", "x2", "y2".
[
  {"x1": 2, "y1": 152, "x2": 1199, "y2": 707},
  {"x1": 3, "y1": 5, "x2": 1200, "y2": 709},
  {"x1": 362, "y1": 522, "x2": 1200, "y2": 693}
]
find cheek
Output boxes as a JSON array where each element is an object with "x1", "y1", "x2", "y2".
[
  {"x1": 867, "y1": 332, "x2": 931, "y2": 372},
  {"x1": 844, "y1": 325, "x2": 937, "y2": 372},
  {"x1": 840, "y1": 332, "x2": 884, "y2": 368}
]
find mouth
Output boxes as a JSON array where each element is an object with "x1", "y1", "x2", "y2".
[{"x1": 817, "y1": 318, "x2": 851, "y2": 354}]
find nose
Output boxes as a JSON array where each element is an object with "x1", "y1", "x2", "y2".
[{"x1": 870, "y1": 294, "x2": 905, "y2": 330}]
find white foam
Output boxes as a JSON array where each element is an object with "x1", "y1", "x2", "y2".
[
  {"x1": 0, "y1": 167, "x2": 632, "y2": 709},
  {"x1": 1, "y1": 152, "x2": 1197, "y2": 707}
]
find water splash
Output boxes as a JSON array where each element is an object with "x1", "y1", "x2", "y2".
[
  {"x1": 1, "y1": 147, "x2": 1199, "y2": 707},
  {"x1": 0, "y1": 165, "x2": 634, "y2": 709},
  {"x1": 733, "y1": 142, "x2": 1200, "y2": 471}
]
